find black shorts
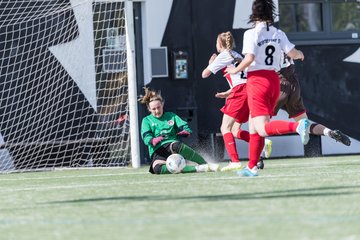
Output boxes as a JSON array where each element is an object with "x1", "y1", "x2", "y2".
[
  {"x1": 149, "y1": 142, "x2": 173, "y2": 174},
  {"x1": 274, "y1": 64, "x2": 306, "y2": 118}
]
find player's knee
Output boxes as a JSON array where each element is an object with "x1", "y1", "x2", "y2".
[
  {"x1": 257, "y1": 131, "x2": 267, "y2": 137},
  {"x1": 170, "y1": 141, "x2": 182, "y2": 153},
  {"x1": 152, "y1": 163, "x2": 164, "y2": 174},
  {"x1": 253, "y1": 124, "x2": 268, "y2": 137},
  {"x1": 256, "y1": 127, "x2": 268, "y2": 137},
  {"x1": 231, "y1": 129, "x2": 238, "y2": 138},
  {"x1": 220, "y1": 125, "x2": 231, "y2": 135}
]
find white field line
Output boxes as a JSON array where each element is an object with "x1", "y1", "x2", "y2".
[
  {"x1": 0, "y1": 158, "x2": 358, "y2": 183},
  {"x1": 0, "y1": 169, "x2": 360, "y2": 193},
  {"x1": 0, "y1": 172, "x2": 148, "y2": 182}
]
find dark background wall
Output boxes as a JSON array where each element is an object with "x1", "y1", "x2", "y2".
[{"x1": 296, "y1": 45, "x2": 360, "y2": 139}]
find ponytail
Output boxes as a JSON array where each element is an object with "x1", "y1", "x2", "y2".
[{"x1": 138, "y1": 87, "x2": 164, "y2": 107}]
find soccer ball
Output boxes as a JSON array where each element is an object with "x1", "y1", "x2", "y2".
[{"x1": 166, "y1": 154, "x2": 186, "y2": 174}]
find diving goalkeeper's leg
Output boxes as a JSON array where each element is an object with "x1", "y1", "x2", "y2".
[
  {"x1": 170, "y1": 141, "x2": 207, "y2": 165},
  {"x1": 152, "y1": 163, "x2": 208, "y2": 174},
  {"x1": 170, "y1": 142, "x2": 219, "y2": 172}
]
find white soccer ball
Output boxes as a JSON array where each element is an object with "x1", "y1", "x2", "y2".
[{"x1": 166, "y1": 153, "x2": 186, "y2": 174}]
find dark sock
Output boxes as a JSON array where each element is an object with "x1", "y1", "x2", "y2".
[{"x1": 310, "y1": 123, "x2": 326, "y2": 136}]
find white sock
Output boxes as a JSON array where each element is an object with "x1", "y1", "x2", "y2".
[
  {"x1": 248, "y1": 165, "x2": 258, "y2": 173},
  {"x1": 323, "y1": 128, "x2": 331, "y2": 136}
]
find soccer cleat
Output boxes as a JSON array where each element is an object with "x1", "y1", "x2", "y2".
[
  {"x1": 329, "y1": 130, "x2": 351, "y2": 146},
  {"x1": 220, "y1": 162, "x2": 242, "y2": 172},
  {"x1": 208, "y1": 163, "x2": 221, "y2": 172},
  {"x1": 195, "y1": 164, "x2": 210, "y2": 172},
  {"x1": 296, "y1": 119, "x2": 310, "y2": 145},
  {"x1": 236, "y1": 166, "x2": 258, "y2": 177},
  {"x1": 262, "y1": 138, "x2": 273, "y2": 158},
  {"x1": 256, "y1": 159, "x2": 264, "y2": 169}
]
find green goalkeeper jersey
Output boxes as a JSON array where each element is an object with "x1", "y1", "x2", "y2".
[{"x1": 141, "y1": 112, "x2": 192, "y2": 158}]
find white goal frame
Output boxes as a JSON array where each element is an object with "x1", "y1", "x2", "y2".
[
  {"x1": 125, "y1": 0, "x2": 140, "y2": 168},
  {"x1": 0, "y1": 0, "x2": 141, "y2": 172}
]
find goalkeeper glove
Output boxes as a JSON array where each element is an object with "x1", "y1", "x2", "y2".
[
  {"x1": 177, "y1": 130, "x2": 190, "y2": 137},
  {"x1": 151, "y1": 136, "x2": 164, "y2": 146}
]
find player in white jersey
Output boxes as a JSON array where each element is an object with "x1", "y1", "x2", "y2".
[
  {"x1": 202, "y1": 31, "x2": 272, "y2": 172},
  {"x1": 226, "y1": 0, "x2": 309, "y2": 177}
]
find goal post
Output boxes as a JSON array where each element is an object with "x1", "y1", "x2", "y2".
[
  {"x1": 125, "y1": 0, "x2": 141, "y2": 168},
  {"x1": 0, "y1": 0, "x2": 141, "y2": 172}
]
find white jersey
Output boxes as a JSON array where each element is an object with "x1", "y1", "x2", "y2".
[
  {"x1": 242, "y1": 22, "x2": 295, "y2": 72},
  {"x1": 206, "y1": 50, "x2": 247, "y2": 88},
  {"x1": 280, "y1": 52, "x2": 294, "y2": 69}
]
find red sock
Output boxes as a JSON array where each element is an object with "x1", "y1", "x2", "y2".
[
  {"x1": 236, "y1": 129, "x2": 250, "y2": 142},
  {"x1": 248, "y1": 133, "x2": 264, "y2": 169},
  {"x1": 223, "y1": 132, "x2": 240, "y2": 162},
  {"x1": 265, "y1": 120, "x2": 298, "y2": 136}
]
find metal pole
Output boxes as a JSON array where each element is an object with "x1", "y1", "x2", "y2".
[{"x1": 125, "y1": 0, "x2": 141, "y2": 168}]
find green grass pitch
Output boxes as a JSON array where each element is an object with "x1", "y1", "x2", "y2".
[{"x1": 1, "y1": 155, "x2": 360, "y2": 240}]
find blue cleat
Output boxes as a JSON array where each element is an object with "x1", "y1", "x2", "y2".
[
  {"x1": 236, "y1": 166, "x2": 258, "y2": 177},
  {"x1": 296, "y1": 119, "x2": 310, "y2": 145}
]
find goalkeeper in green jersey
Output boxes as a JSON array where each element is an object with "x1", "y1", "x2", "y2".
[{"x1": 139, "y1": 87, "x2": 220, "y2": 174}]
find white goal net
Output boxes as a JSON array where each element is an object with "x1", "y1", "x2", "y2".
[{"x1": 0, "y1": 0, "x2": 137, "y2": 172}]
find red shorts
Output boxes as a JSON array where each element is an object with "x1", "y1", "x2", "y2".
[
  {"x1": 247, "y1": 70, "x2": 280, "y2": 118},
  {"x1": 220, "y1": 84, "x2": 249, "y2": 123}
]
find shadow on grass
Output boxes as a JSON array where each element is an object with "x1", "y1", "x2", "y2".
[{"x1": 46, "y1": 185, "x2": 360, "y2": 204}]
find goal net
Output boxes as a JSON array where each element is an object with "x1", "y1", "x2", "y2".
[{"x1": 0, "y1": 0, "x2": 138, "y2": 173}]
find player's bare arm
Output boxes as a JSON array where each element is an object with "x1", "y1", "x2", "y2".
[
  {"x1": 287, "y1": 48, "x2": 304, "y2": 61},
  {"x1": 201, "y1": 54, "x2": 217, "y2": 78},
  {"x1": 209, "y1": 53, "x2": 217, "y2": 64},
  {"x1": 215, "y1": 88, "x2": 232, "y2": 98},
  {"x1": 201, "y1": 68, "x2": 212, "y2": 78},
  {"x1": 225, "y1": 53, "x2": 254, "y2": 74}
]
